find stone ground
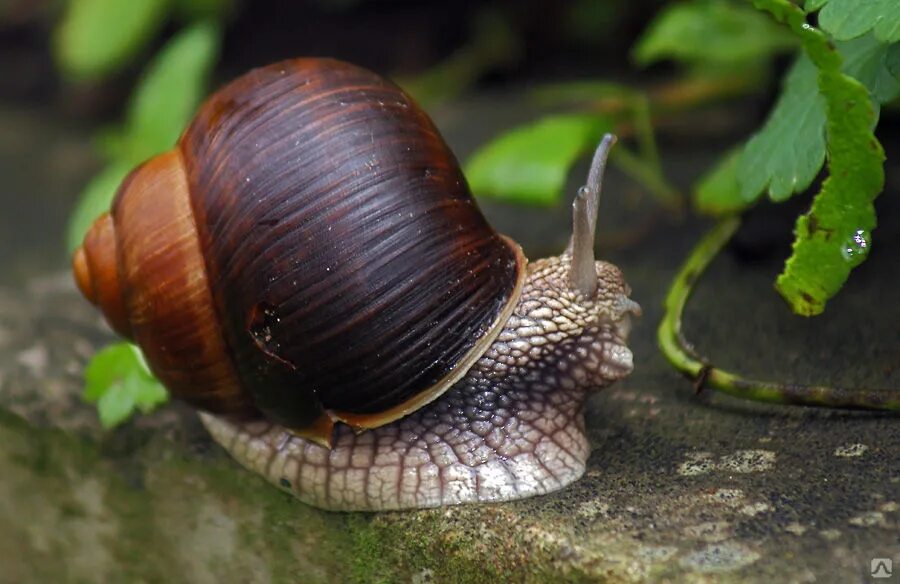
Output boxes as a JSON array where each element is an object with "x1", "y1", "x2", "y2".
[{"x1": 0, "y1": 101, "x2": 898, "y2": 583}]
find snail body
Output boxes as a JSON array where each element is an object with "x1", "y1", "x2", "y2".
[{"x1": 74, "y1": 58, "x2": 639, "y2": 511}]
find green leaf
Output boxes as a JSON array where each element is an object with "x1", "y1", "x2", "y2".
[
  {"x1": 83, "y1": 344, "x2": 127, "y2": 403},
  {"x1": 133, "y1": 378, "x2": 169, "y2": 413},
  {"x1": 734, "y1": 34, "x2": 896, "y2": 206},
  {"x1": 633, "y1": 0, "x2": 796, "y2": 67},
  {"x1": 776, "y1": 71, "x2": 883, "y2": 314},
  {"x1": 54, "y1": 0, "x2": 171, "y2": 80},
  {"x1": 84, "y1": 343, "x2": 169, "y2": 428},
  {"x1": 753, "y1": 0, "x2": 885, "y2": 316},
  {"x1": 838, "y1": 33, "x2": 900, "y2": 104},
  {"x1": 96, "y1": 377, "x2": 139, "y2": 428},
  {"x1": 886, "y1": 43, "x2": 900, "y2": 78},
  {"x1": 122, "y1": 21, "x2": 221, "y2": 164},
  {"x1": 65, "y1": 162, "x2": 133, "y2": 252},
  {"x1": 465, "y1": 114, "x2": 612, "y2": 205},
  {"x1": 693, "y1": 147, "x2": 749, "y2": 215},
  {"x1": 812, "y1": 0, "x2": 900, "y2": 43},
  {"x1": 737, "y1": 56, "x2": 826, "y2": 203},
  {"x1": 777, "y1": 81, "x2": 883, "y2": 314}
]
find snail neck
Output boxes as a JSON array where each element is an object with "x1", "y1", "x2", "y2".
[{"x1": 474, "y1": 253, "x2": 637, "y2": 402}]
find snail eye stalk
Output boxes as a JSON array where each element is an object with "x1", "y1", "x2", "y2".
[{"x1": 569, "y1": 133, "x2": 617, "y2": 297}]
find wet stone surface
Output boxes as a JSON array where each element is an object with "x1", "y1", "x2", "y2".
[{"x1": 1, "y1": 103, "x2": 898, "y2": 583}]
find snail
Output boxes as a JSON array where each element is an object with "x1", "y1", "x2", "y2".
[{"x1": 72, "y1": 58, "x2": 640, "y2": 511}]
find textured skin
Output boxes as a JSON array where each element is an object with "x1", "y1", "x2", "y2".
[{"x1": 201, "y1": 256, "x2": 639, "y2": 511}]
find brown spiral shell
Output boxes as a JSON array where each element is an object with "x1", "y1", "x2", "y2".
[{"x1": 74, "y1": 58, "x2": 526, "y2": 440}]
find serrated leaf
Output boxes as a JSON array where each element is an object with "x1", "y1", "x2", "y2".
[
  {"x1": 83, "y1": 343, "x2": 169, "y2": 428},
  {"x1": 633, "y1": 0, "x2": 796, "y2": 67},
  {"x1": 776, "y1": 70, "x2": 883, "y2": 315},
  {"x1": 812, "y1": 0, "x2": 900, "y2": 43},
  {"x1": 734, "y1": 33, "x2": 896, "y2": 207},
  {"x1": 753, "y1": 0, "x2": 885, "y2": 316},
  {"x1": 465, "y1": 114, "x2": 612, "y2": 205},
  {"x1": 65, "y1": 162, "x2": 133, "y2": 252},
  {"x1": 122, "y1": 21, "x2": 220, "y2": 164},
  {"x1": 737, "y1": 56, "x2": 826, "y2": 203},
  {"x1": 54, "y1": 0, "x2": 171, "y2": 80},
  {"x1": 838, "y1": 33, "x2": 900, "y2": 103},
  {"x1": 693, "y1": 147, "x2": 749, "y2": 215}
]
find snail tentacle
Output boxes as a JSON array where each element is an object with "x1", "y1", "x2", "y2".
[{"x1": 569, "y1": 133, "x2": 617, "y2": 297}]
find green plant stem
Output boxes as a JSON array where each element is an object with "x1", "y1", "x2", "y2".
[
  {"x1": 611, "y1": 145, "x2": 683, "y2": 212},
  {"x1": 658, "y1": 217, "x2": 900, "y2": 411}
]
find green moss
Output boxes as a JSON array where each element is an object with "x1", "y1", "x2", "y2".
[
  {"x1": 340, "y1": 509, "x2": 584, "y2": 584},
  {"x1": 347, "y1": 516, "x2": 396, "y2": 584}
]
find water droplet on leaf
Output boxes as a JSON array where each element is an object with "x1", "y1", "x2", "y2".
[{"x1": 840, "y1": 229, "x2": 870, "y2": 265}]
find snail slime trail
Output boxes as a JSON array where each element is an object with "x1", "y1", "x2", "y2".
[{"x1": 73, "y1": 58, "x2": 639, "y2": 511}]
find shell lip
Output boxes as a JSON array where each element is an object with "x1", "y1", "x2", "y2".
[{"x1": 328, "y1": 235, "x2": 529, "y2": 432}]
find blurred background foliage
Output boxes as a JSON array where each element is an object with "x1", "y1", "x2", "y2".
[{"x1": 1, "y1": 0, "x2": 897, "y2": 422}]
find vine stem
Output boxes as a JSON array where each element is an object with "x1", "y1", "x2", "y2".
[{"x1": 657, "y1": 218, "x2": 900, "y2": 411}]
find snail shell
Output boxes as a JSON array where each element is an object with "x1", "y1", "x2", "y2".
[{"x1": 74, "y1": 58, "x2": 526, "y2": 441}]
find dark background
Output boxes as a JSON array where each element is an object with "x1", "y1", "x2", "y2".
[{"x1": 0, "y1": 0, "x2": 777, "y2": 282}]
